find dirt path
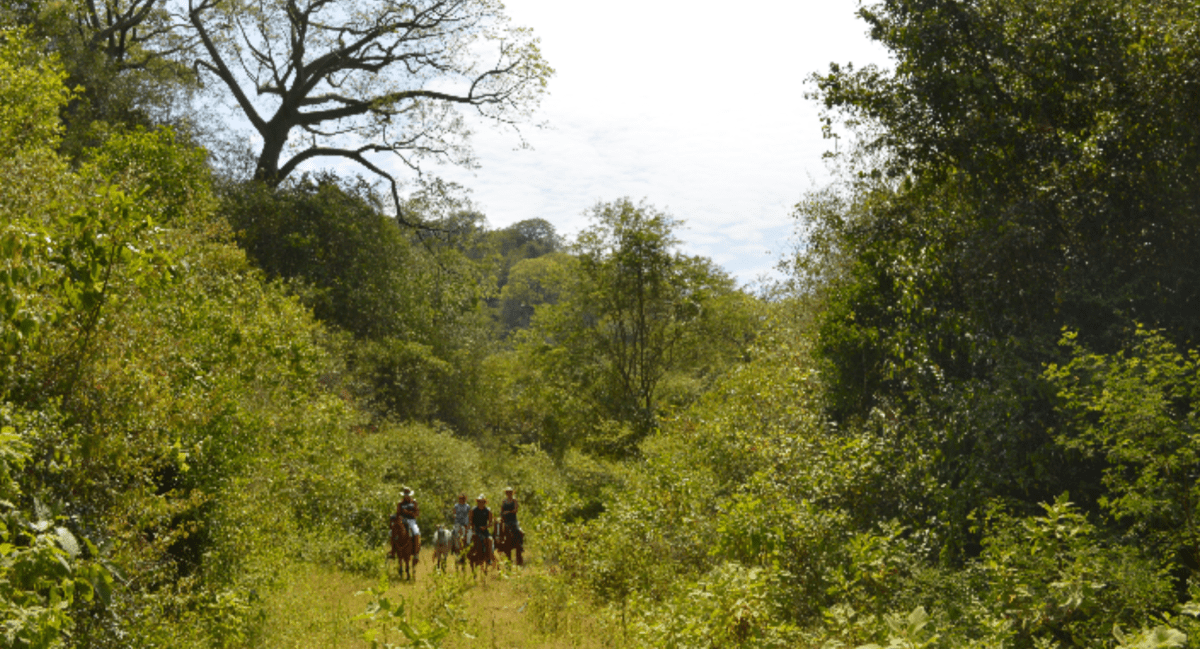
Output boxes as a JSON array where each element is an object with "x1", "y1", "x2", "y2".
[
  {"x1": 257, "y1": 545, "x2": 613, "y2": 648},
  {"x1": 387, "y1": 546, "x2": 609, "y2": 648}
]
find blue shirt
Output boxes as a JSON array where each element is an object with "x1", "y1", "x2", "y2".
[{"x1": 453, "y1": 502, "x2": 471, "y2": 527}]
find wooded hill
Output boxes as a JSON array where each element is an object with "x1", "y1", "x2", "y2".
[{"x1": 3, "y1": 0, "x2": 1200, "y2": 647}]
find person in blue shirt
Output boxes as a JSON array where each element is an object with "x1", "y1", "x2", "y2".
[{"x1": 452, "y1": 493, "x2": 472, "y2": 544}]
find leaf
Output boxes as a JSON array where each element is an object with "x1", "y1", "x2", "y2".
[{"x1": 54, "y1": 526, "x2": 79, "y2": 558}]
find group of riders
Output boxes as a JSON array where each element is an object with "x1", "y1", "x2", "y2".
[{"x1": 389, "y1": 486, "x2": 525, "y2": 566}]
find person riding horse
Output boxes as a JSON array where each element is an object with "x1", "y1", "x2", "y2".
[
  {"x1": 471, "y1": 494, "x2": 494, "y2": 561},
  {"x1": 498, "y1": 487, "x2": 525, "y2": 565},
  {"x1": 398, "y1": 487, "x2": 420, "y2": 556},
  {"x1": 452, "y1": 493, "x2": 472, "y2": 545},
  {"x1": 500, "y1": 487, "x2": 524, "y2": 548},
  {"x1": 388, "y1": 496, "x2": 420, "y2": 578}
]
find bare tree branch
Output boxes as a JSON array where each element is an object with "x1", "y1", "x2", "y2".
[{"x1": 186, "y1": 0, "x2": 552, "y2": 197}]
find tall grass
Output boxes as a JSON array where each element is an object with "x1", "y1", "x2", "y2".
[{"x1": 252, "y1": 554, "x2": 617, "y2": 648}]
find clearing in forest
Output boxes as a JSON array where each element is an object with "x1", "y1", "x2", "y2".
[{"x1": 256, "y1": 548, "x2": 614, "y2": 648}]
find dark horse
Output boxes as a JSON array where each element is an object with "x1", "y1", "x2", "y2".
[
  {"x1": 466, "y1": 530, "x2": 494, "y2": 575},
  {"x1": 450, "y1": 526, "x2": 469, "y2": 572},
  {"x1": 494, "y1": 521, "x2": 524, "y2": 566},
  {"x1": 389, "y1": 515, "x2": 419, "y2": 579}
]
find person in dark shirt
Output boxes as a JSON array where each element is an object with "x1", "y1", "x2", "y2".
[
  {"x1": 471, "y1": 494, "x2": 494, "y2": 559},
  {"x1": 500, "y1": 487, "x2": 524, "y2": 549},
  {"x1": 398, "y1": 487, "x2": 420, "y2": 540}
]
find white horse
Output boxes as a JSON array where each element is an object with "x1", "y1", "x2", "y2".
[{"x1": 431, "y1": 526, "x2": 453, "y2": 572}]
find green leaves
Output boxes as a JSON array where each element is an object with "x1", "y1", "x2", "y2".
[
  {"x1": 518, "y1": 198, "x2": 756, "y2": 456},
  {"x1": 858, "y1": 606, "x2": 939, "y2": 649},
  {"x1": 355, "y1": 580, "x2": 450, "y2": 649},
  {"x1": 799, "y1": 0, "x2": 1200, "y2": 574},
  {"x1": 1047, "y1": 326, "x2": 1200, "y2": 573},
  {"x1": 0, "y1": 414, "x2": 114, "y2": 649},
  {"x1": 0, "y1": 27, "x2": 71, "y2": 157},
  {"x1": 976, "y1": 495, "x2": 1173, "y2": 645},
  {"x1": 1113, "y1": 625, "x2": 1188, "y2": 649}
]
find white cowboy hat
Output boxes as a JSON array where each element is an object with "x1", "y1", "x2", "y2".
[
  {"x1": 401, "y1": 487, "x2": 413, "y2": 495},
  {"x1": 504, "y1": 486, "x2": 514, "y2": 492},
  {"x1": 476, "y1": 494, "x2": 487, "y2": 501}
]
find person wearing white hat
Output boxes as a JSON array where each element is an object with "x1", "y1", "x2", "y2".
[
  {"x1": 501, "y1": 487, "x2": 524, "y2": 557},
  {"x1": 398, "y1": 487, "x2": 420, "y2": 541},
  {"x1": 471, "y1": 494, "x2": 494, "y2": 559}
]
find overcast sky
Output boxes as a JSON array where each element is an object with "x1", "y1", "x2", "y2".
[{"x1": 363, "y1": 1, "x2": 892, "y2": 286}]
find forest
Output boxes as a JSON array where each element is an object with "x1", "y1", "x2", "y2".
[{"x1": 2, "y1": 0, "x2": 1200, "y2": 647}]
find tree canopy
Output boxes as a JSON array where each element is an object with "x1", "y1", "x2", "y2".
[
  {"x1": 797, "y1": 0, "x2": 1200, "y2": 532},
  {"x1": 188, "y1": 0, "x2": 553, "y2": 208},
  {"x1": 513, "y1": 199, "x2": 757, "y2": 455}
]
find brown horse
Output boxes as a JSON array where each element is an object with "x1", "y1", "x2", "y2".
[
  {"x1": 389, "y1": 515, "x2": 420, "y2": 579},
  {"x1": 494, "y1": 522, "x2": 524, "y2": 566},
  {"x1": 466, "y1": 530, "x2": 494, "y2": 575},
  {"x1": 450, "y1": 526, "x2": 469, "y2": 572}
]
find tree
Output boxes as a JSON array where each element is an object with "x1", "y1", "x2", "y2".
[
  {"x1": 187, "y1": 0, "x2": 552, "y2": 210},
  {"x1": 523, "y1": 199, "x2": 754, "y2": 454},
  {"x1": 489, "y1": 217, "x2": 563, "y2": 289},
  {"x1": 222, "y1": 173, "x2": 419, "y2": 339},
  {"x1": 796, "y1": 0, "x2": 1200, "y2": 541},
  {"x1": 3, "y1": 0, "x2": 198, "y2": 153},
  {"x1": 493, "y1": 218, "x2": 563, "y2": 265},
  {"x1": 1047, "y1": 327, "x2": 1200, "y2": 575},
  {"x1": 811, "y1": 0, "x2": 1200, "y2": 349},
  {"x1": 498, "y1": 252, "x2": 573, "y2": 334},
  {"x1": 574, "y1": 199, "x2": 698, "y2": 437}
]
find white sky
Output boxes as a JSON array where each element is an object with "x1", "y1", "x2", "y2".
[
  {"x1": 414, "y1": 0, "x2": 891, "y2": 287},
  {"x1": 274, "y1": 1, "x2": 888, "y2": 286}
]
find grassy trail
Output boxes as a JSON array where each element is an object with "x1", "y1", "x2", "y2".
[{"x1": 255, "y1": 545, "x2": 614, "y2": 648}]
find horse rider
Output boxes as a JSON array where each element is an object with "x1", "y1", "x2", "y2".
[
  {"x1": 471, "y1": 494, "x2": 494, "y2": 559},
  {"x1": 398, "y1": 487, "x2": 420, "y2": 552},
  {"x1": 452, "y1": 493, "x2": 472, "y2": 544},
  {"x1": 501, "y1": 487, "x2": 524, "y2": 549}
]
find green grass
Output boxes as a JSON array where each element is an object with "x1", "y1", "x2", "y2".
[{"x1": 253, "y1": 549, "x2": 618, "y2": 648}]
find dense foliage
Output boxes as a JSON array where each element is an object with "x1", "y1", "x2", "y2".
[
  {"x1": 802, "y1": 0, "x2": 1200, "y2": 525},
  {"x1": 524, "y1": 0, "x2": 1200, "y2": 647},
  {"x1": 5, "y1": 0, "x2": 1200, "y2": 646}
]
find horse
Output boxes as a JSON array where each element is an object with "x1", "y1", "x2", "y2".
[
  {"x1": 466, "y1": 528, "x2": 494, "y2": 575},
  {"x1": 388, "y1": 514, "x2": 420, "y2": 579},
  {"x1": 450, "y1": 525, "x2": 470, "y2": 571},
  {"x1": 494, "y1": 521, "x2": 524, "y2": 566},
  {"x1": 431, "y1": 526, "x2": 453, "y2": 573}
]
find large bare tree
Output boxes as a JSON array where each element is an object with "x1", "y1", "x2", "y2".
[{"x1": 187, "y1": 0, "x2": 551, "y2": 211}]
